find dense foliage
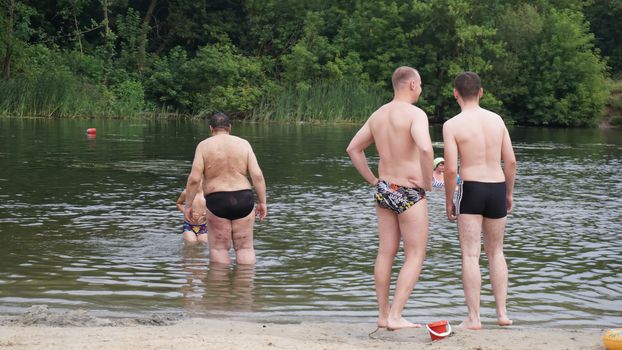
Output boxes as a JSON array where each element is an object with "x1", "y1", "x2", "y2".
[{"x1": 0, "y1": 0, "x2": 618, "y2": 125}]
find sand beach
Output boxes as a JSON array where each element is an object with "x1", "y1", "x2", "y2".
[{"x1": 0, "y1": 306, "x2": 604, "y2": 350}]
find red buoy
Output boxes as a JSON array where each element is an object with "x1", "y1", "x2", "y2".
[{"x1": 86, "y1": 128, "x2": 97, "y2": 134}]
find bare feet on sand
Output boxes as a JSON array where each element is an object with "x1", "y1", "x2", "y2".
[
  {"x1": 458, "y1": 318, "x2": 482, "y2": 330},
  {"x1": 498, "y1": 316, "x2": 513, "y2": 326},
  {"x1": 377, "y1": 318, "x2": 388, "y2": 329},
  {"x1": 458, "y1": 316, "x2": 512, "y2": 329},
  {"x1": 386, "y1": 317, "x2": 422, "y2": 331}
]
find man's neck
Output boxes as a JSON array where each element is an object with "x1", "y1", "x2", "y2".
[
  {"x1": 212, "y1": 129, "x2": 229, "y2": 136},
  {"x1": 393, "y1": 93, "x2": 415, "y2": 104},
  {"x1": 459, "y1": 99, "x2": 480, "y2": 111}
]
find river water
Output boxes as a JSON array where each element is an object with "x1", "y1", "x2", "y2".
[{"x1": 0, "y1": 118, "x2": 620, "y2": 328}]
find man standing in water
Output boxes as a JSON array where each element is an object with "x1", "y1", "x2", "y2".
[
  {"x1": 185, "y1": 113, "x2": 267, "y2": 265},
  {"x1": 443, "y1": 72, "x2": 516, "y2": 329},
  {"x1": 347, "y1": 66, "x2": 433, "y2": 330}
]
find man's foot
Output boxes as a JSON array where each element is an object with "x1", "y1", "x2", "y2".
[
  {"x1": 498, "y1": 316, "x2": 513, "y2": 326},
  {"x1": 458, "y1": 318, "x2": 481, "y2": 330},
  {"x1": 377, "y1": 316, "x2": 388, "y2": 328},
  {"x1": 386, "y1": 317, "x2": 422, "y2": 331}
]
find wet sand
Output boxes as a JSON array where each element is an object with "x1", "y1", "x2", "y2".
[{"x1": 0, "y1": 306, "x2": 604, "y2": 350}]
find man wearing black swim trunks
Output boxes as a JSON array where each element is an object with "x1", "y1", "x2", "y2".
[
  {"x1": 443, "y1": 72, "x2": 517, "y2": 330},
  {"x1": 184, "y1": 113, "x2": 267, "y2": 265},
  {"x1": 347, "y1": 66, "x2": 433, "y2": 330}
]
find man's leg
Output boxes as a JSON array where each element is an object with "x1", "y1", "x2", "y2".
[
  {"x1": 183, "y1": 231, "x2": 199, "y2": 244},
  {"x1": 458, "y1": 214, "x2": 484, "y2": 330},
  {"x1": 375, "y1": 206, "x2": 400, "y2": 328},
  {"x1": 482, "y1": 217, "x2": 512, "y2": 326},
  {"x1": 231, "y1": 209, "x2": 256, "y2": 265},
  {"x1": 197, "y1": 233, "x2": 208, "y2": 244},
  {"x1": 207, "y1": 213, "x2": 233, "y2": 265},
  {"x1": 231, "y1": 264, "x2": 256, "y2": 310},
  {"x1": 386, "y1": 199, "x2": 428, "y2": 330}
]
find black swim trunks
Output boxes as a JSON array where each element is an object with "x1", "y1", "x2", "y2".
[
  {"x1": 204, "y1": 189, "x2": 255, "y2": 220},
  {"x1": 456, "y1": 181, "x2": 507, "y2": 219},
  {"x1": 374, "y1": 180, "x2": 426, "y2": 214}
]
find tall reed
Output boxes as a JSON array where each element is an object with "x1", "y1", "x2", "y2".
[
  {"x1": 0, "y1": 71, "x2": 146, "y2": 118},
  {"x1": 251, "y1": 79, "x2": 390, "y2": 123}
]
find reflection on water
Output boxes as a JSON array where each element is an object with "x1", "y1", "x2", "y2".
[
  {"x1": 0, "y1": 119, "x2": 620, "y2": 328},
  {"x1": 180, "y1": 247, "x2": 257, "y2": 314}
]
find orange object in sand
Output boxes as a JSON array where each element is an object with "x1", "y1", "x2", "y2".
[
  {"x1": 86, "y1": 128, "x2": 97, "y2": 134},
  {"x1": 604, "y1": 329, "x2": 622, "y2": 350},
  {"x1": 426, "y1": 320, "x2": 452, "y2": 341}
]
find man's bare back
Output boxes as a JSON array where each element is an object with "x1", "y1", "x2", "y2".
[
  {"x1": 368, "y1": 101, "x2": 432, "y2": 189},
  {"x1": 443, "y1": 108, "x2": 510, "y2": 182},
  {"x1": 197, "y1": 134, "x2": 255, "y2": 194}
]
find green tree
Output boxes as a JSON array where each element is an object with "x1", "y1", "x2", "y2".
[
  {"x1": 497, "y1": 5, "x2": 608, "y2": 126},
  {"x1": 585, "y1": 0, "x2": 622, "y2": 77},
  {"x1": 144, "y1": 46, "x2": 189, "y2": 110},
  {"x1": 0, "y1": 0, "x2": 36, "y2": 79},
  {"x1": 181, "y1": 44, "x2": 271, "y2": 113},
  {"x1": 337, "y1": 0, "x2": 502, "y2": 120}
]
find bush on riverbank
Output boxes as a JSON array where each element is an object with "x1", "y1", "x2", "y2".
[
  {"x1": 604, "y1": 81, "x2": 622, "y2": 127},
  {"x1": 0, "y1": 1, "x2": 619, "y2": 125}
]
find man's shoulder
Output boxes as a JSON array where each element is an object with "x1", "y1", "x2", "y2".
[
  {"x1": 369, "y1": 102, "x2": 391, "y2": 118},
  {"x1": 230, "y1": 135, "x2": 252, "y2": 146},
  {"x1": 443, "y1": 114, "x2": 462, "y2": 129},
  {"x1": 409, "y1": 104, "x2": 427, "y2": 119}
]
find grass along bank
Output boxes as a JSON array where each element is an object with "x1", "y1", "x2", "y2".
[
  {"x1": 602, "y1": 80, "x2": 622, "y2": 128},
  {"x1": 251, "y1": 79, "x2": 390, "y2": 123},
  {"x1": 0, "y1": 71, "x2": 146, "y2": 119}
]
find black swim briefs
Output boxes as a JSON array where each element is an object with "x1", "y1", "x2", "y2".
[
  {"x1": 456, "y1": 181, "x2": 507, "y2": 219},
  {"x1": 204, "y1": 189, "x2": 255, "y2": 220}
]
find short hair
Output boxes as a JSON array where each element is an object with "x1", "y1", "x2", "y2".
[
  {"x1": 210, "y1": 112, "x2": 231, "y2": 129},
  {"x1": 454, "y1": 72, "x2": 481, "y2": 100},
  {"x1": 391, "y1": 66, "x2": 419, "y2": 90}
]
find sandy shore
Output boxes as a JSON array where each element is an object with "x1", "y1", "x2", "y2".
[{"x1": 0, "y1": 308, "x2": 605, "y2": 350}]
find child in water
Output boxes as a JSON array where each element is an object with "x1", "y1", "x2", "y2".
[
  {"x1": 432, "y1": 157, "x2": 460, "y2": 191},
  {"x1": 176, "y1": 187, "x2": 208, "y2": 244}
]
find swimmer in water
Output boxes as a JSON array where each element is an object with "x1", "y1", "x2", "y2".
[{"x1": 177, "y1": 187, "x2": 208, "y2": 244}]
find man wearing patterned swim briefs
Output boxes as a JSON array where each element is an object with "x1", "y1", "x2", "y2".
[
  {"x1": 347, "y1": 66, "x2": 433, "y2": 330},
  {"x1": 443, "y1": 72, "x2": 516, "y2": 330},
  {"x1": 375, "y1": 180, "x2": 426, "y2": 214}
]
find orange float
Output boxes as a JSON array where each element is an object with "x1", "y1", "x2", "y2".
[{"x1": 604, "y1": 328, "x2": 622, "y2": 350}]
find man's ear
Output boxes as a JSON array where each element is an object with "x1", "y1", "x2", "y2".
[{"x1": 479, "y1": 88, "x2": 484, "y2": 98}]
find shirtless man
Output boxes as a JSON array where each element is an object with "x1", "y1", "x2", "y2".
[
  {"x1": 347, "y1": 66, "x2": 433, "y2": 330},
  {"x1": 442, "y1": 71, "x2": 516, "y2": 329},
  {"x1": 184, "y1": 113, "x2": 267, "y2": 265}
]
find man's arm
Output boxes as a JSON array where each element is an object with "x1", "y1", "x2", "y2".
[
  {"x1": 346, "y1": 121, "x2": 377, "y2": 185},
  {"x1": 184, "y1": 143, "x2": 204, "y2": 222},
  {"x1": 501, "y1": 127, "x2": 516, "y2": 212},
  {"x1": 176, "y1": 190, "x2": 186, "y2": 213},
  {"x1": 411, "y1": 110, "x2": 433, "y2": 191},
  {"x1": 247, "y1": 144, "x2": 267, "y2": 222},
  {"x1": 443, "y1": 122, "x2": 458, "y2": 221}
]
